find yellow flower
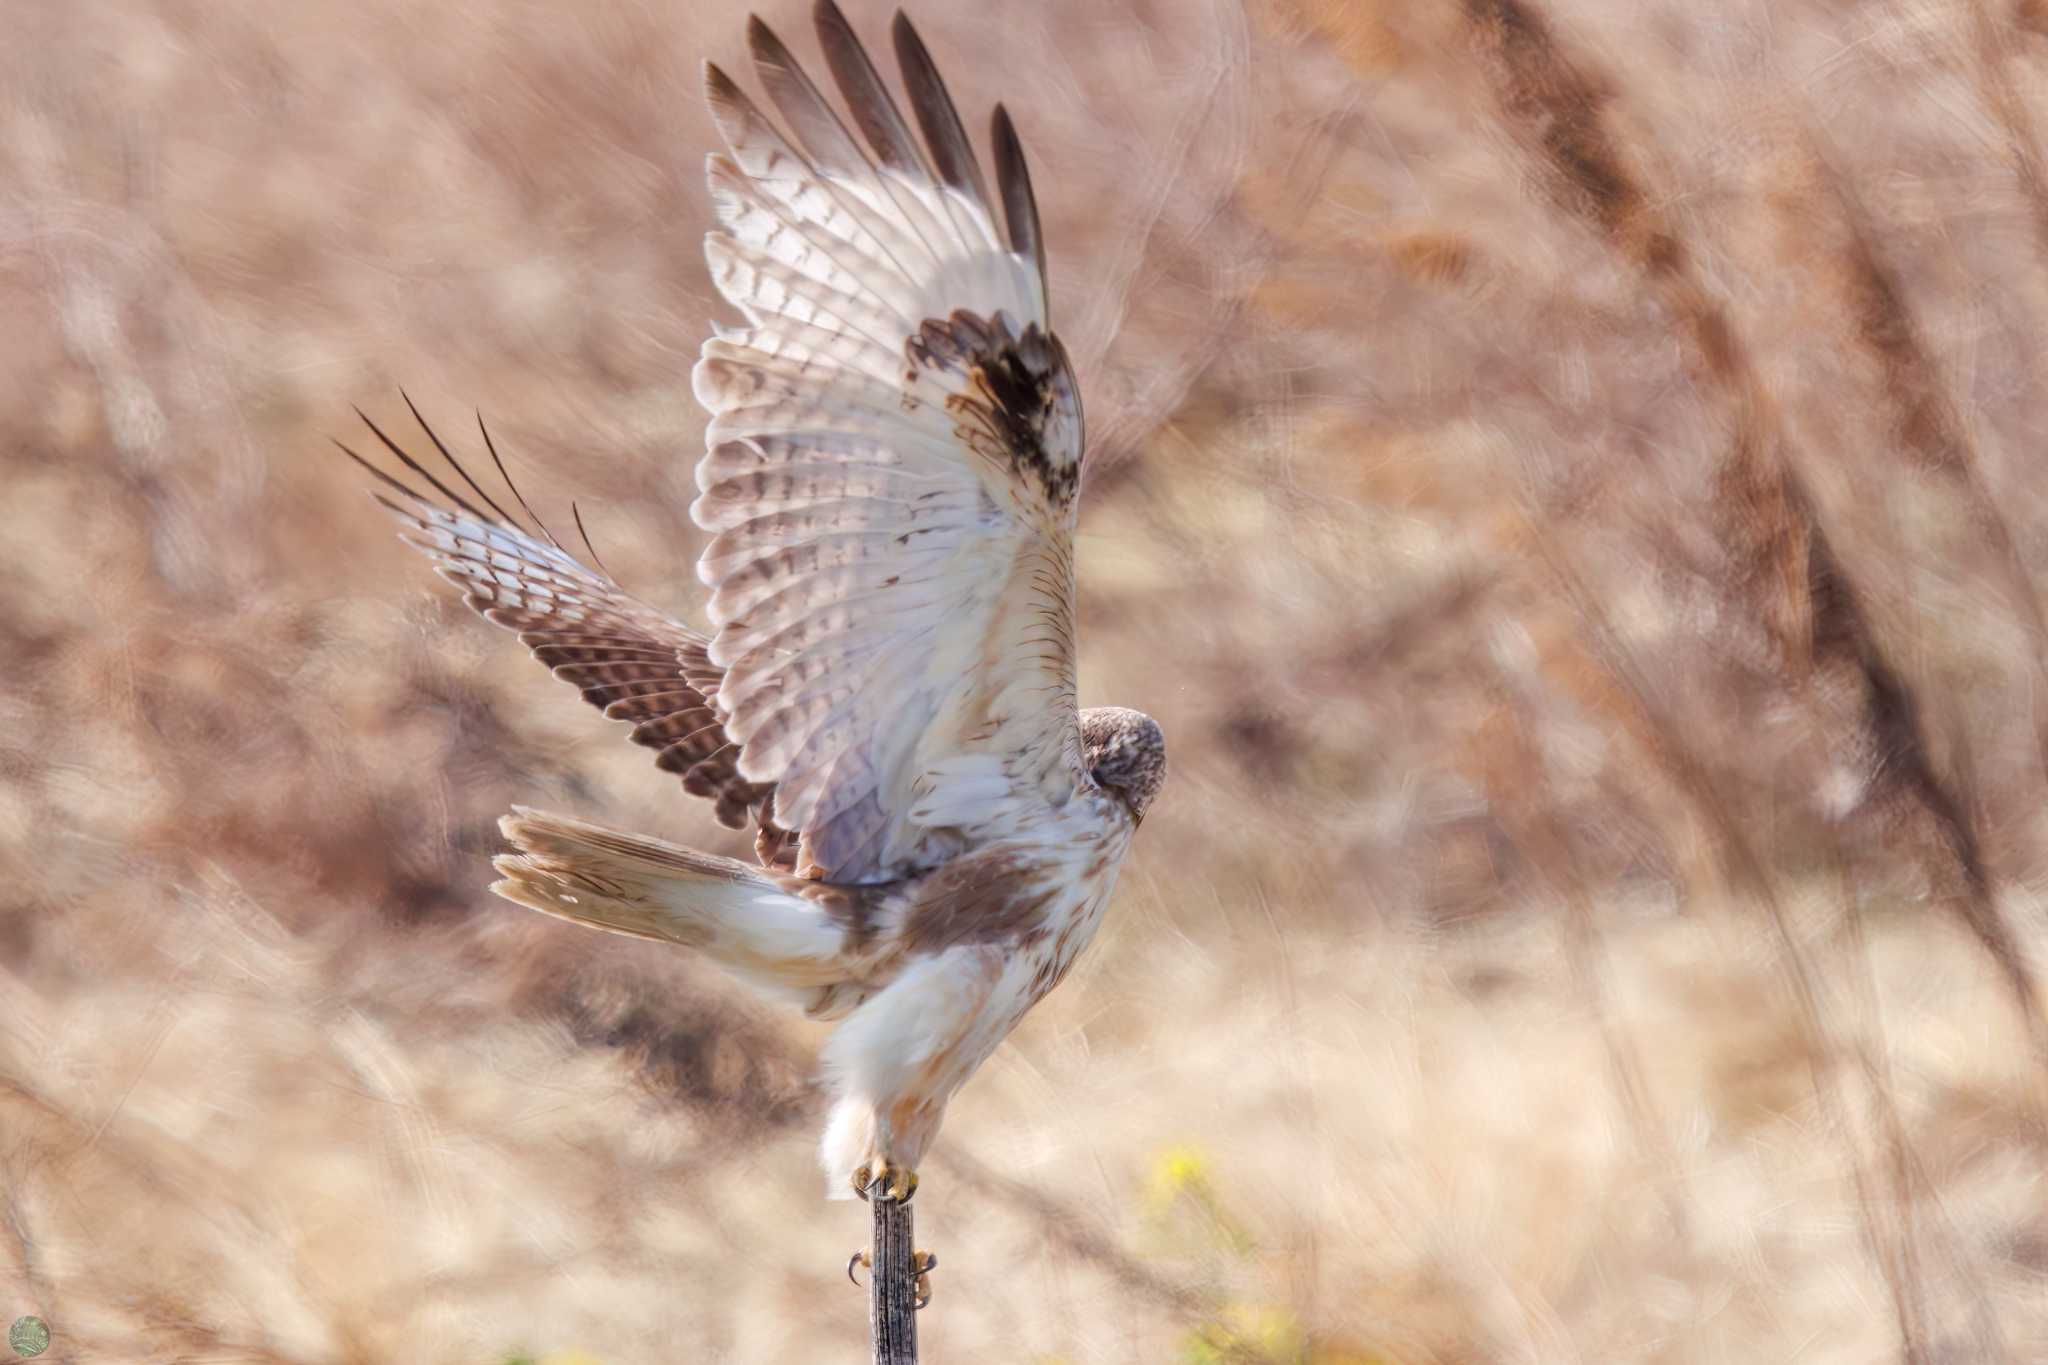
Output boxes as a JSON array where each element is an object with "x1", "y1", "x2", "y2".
[
  {"x1": 1147, "y1": 1143, "x2": 1213, "y2": 1208},
  {"x1": 1181, "y1": 1301, "x2": 1302, "y2": 1363}
]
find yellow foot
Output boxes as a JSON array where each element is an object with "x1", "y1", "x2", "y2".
[
  {"x1": 850, "y1": 1158, "x2": 919, "y2": 1203},
  {"x1": 846, "y1": 1248, "x2": 937, "y2": 1310}
]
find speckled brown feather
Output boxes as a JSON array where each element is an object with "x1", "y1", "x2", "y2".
[
  {"x1": 339, "y1": 403, "x2": 789, "y2": 850},
  {"x1": 908, "y1": 309, "x2": 1083, "y2": 505}
]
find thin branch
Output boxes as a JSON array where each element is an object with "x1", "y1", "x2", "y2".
[{"x1": 868, "y1": 1196, "x2": 918, "y2": 1364}]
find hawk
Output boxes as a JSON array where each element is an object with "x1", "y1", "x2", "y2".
[{"x1": 345, "y1": 1, "x2": 1165, "y2": 1210}]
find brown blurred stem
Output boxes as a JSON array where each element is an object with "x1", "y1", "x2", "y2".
[{"x1": 868, "y1": 1195, "x2": 918, "y2": 1363}]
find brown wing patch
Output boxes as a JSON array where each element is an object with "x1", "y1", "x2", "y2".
[
  {"x1": 908, "y1": 310, "x2": 1082, "y2": 505},
  {"x1": 897, "y1": 843, "x2": 1060, "y2": 953}
]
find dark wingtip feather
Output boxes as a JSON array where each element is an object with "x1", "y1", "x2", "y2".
[
  {"x1": 891, "y1": 11, "x2": 992, "y2": 211},
  {"x1": 743, "y1": 12, "x2": 782, "y2": 74},
  {"x1": 351, "y1": 405, "x2": 493, "y2": 524},
  {"x1": 991, "y1": 103, "x2": 1047, "y2": 304},
  {"x1": 570, "y1": 502, "x2": 615, "y2": 581},
  {"x1": 704, "y1": 59, "x2": 746, "y2": 130},
  {"x1": 706, "y1": 58, "x2": 771, "y2": 144},
  {"x1": 813, "y1": 0, "x2": 927, "y2": 179},
  {"x1": 474, "y1": 410, "x2": 566, "y2": 553},
  {"x1": 334, "y1": 436, "x2": 429, "y2": 508},
  {"x1": 400, "y1": 390, "x2": 525, "y2": 533},
  {"x1": 811, "y1": 0, "x2": 848, "y2": 35},
  {"x1": 747, "y1": 8, "x2": 865, "y2": 177},
  {"x1": 735, "y1": 15, "x2": 794, "y2": 132}
]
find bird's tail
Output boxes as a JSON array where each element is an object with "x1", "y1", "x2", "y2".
[{"x1": 491, "y1": 807, "x2": 851, "y2": 998}]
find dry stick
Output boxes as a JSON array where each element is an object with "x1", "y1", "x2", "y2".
[
  {"x1": 868, "y1": 1196, "x2": 918, "y2": 1364},
  {"x1": 1794, "y1": 128, "x2": 2048, "y2": 1054},
  {"x1": 1821, "y1": 850, "x2": 2012, "y2": 1362}
]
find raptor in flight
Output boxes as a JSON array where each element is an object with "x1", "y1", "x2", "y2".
[{"x1": 346, "y1": 0, "x2": 1164, "y2": 1208}]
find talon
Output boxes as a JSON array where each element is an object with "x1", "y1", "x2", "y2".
[
  {"x1": 847, "y1": 1243, "x2": 936, "y2": 1304},
  {"x1": 881, "y1": 1162, "x2": 919, "y2": 1203},
  {"x1": 856, "y1": 1158, "x2": 919, "y2": 1202}
]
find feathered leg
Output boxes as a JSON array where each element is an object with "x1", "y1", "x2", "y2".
[{"x1": 818, "y1": 944, "x2": 1028, "y2": 1201}]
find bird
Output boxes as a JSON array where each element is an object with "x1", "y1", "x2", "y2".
[{"x1": 342, "y1": 0, "x2": 1165, "y2": 1218}]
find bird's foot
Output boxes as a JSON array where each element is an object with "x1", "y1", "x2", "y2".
[
  {"x1": 847, "y1": 1248, "x2": 937, "y2": 1309},
  {"x1": 851, "y1": 1158, "x2": 919, "y2": 1203}
]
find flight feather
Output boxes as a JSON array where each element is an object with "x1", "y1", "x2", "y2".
[{"x1": 693, "y1": 0, "x2": 1084, "y2": 884}]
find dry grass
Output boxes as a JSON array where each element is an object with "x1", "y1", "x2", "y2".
[{"x1": 6, "y1": 0, "x2": 2048, "y2": 1360}]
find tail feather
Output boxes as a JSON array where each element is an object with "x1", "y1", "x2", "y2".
[
  {"x1": 493, "y1": 806, "x2": 758, "y2": 946},
  {"x1": 491, "y1": 807, "x2": 855, "y2": 997}
]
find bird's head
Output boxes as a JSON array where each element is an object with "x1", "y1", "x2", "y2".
[{"x1": 1080, "y1": 706, "x2": 1166, "y2": 824}]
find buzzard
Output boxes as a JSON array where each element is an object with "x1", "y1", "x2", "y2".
[{"x1": 345, "y1": 1, "x2": 1165, "y2": 1211}]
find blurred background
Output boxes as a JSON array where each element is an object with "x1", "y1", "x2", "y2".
[{"x1": 6, "y1": 0, "x2": 2048, "y2": 1360}]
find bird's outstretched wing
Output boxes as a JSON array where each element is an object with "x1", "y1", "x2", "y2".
[
  {"x1": 339, "y1": 402, "x2": 793, "y2": 861},
  {"x1": 696, "y1": 3, "x2": 1086, "y2": 884}
]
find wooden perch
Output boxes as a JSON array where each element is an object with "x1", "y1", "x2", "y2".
[{"x1": 867, "y1": 1195, "x2": 919, "y2": 1363}]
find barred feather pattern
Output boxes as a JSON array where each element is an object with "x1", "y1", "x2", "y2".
[
  {"x1": 693, "y1": 2, "x2": 1086, "y2": 884},
  {"x1": 338, "y1": 404, "x2": 787, "y2": 846}
]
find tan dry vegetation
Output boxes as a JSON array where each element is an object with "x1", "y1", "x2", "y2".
[{"x1": 5, "y1": 0, "x2": 2048, "y2": 1361}]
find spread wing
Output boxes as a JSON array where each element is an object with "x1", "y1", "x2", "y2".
[
  {"x1": 694, "y1": 3, "x2": 1086, "y2": 884},
  {"x1": 340, "y1": 401, "x2": 795, "y2": 864}
]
